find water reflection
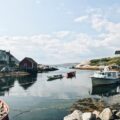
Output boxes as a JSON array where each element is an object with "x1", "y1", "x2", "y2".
[
  {"x1": 91, "y1": 83, "x2": 120, "y2": 97},
  {"x1": 0, "y1": 75, "x2": 37, "y2": 96},
  {"x1": 17, "y1": 75, "x2": 37, "y2": 90},
  {"x1": 1, "y1": 69, "x2": 120, "y2": 98},
  {"x1": 0, "y1": 77, "x2": 15, "y2": 96}
]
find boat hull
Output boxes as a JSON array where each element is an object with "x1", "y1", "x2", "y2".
[
  {"x1": 91, "y1": 77, "x2": 120, "y2": 87},
  {"x1": 67, "y1": 71, "x2": 76, "y2": 78},
  {"x1": 2, "y1": 115, "x2": 9, "y2": 120},
  {"x1": 47, "y1": 77, "x2": 63, "y2": 81},
  {"x1": 47, "y1": 75, "x2": 63, "y2": 81},
  {"x1": 0, "y1": 100, "x2": 9, "y2": 120}
]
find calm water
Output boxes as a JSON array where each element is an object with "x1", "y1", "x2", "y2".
[{"x1": 0, "y1": 67, "x2": 120, "y2": 120}]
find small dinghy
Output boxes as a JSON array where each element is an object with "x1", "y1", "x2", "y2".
[
  {"x1": 0, "y1": 100, "x2": 9, "y2": 120},
  {"x1": 67, "y1": 71, "x2": 76, "y2": 78},
  {"x1": 47, "y1": 74, "x2": 63, "y2": 81}
]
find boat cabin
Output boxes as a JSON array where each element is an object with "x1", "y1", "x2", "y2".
[{"x1": 94, "y1": 71, "x2": 120, "y2": 79}]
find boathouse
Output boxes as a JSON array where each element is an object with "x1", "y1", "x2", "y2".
[{"x1": 19, "y1": 57, "x2": 38, "y2": 74}]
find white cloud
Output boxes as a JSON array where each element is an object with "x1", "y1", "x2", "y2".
[
  {"x1": 0, "y1": 15, "x2": 120, "y2": 64},
  {"x1": 90, "y1": 14, "x2": 107, "y2": 31},
  {"x1": 74, "y1": 8, "x2": 120, "y2": 58},
  {"x1": 53, "y1": 31, "x2": 70, "y2": 38},
  {"x1": 74, "y1": 15, "x2": 88, "y2": 23},
  {"x1": 0, "y1": 33, "x2": 91, "y2": 63},
  {"x1": 106, "y1": 22, "x2": 120, "y2": 33}
]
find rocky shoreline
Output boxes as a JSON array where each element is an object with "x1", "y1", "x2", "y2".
[
  {"x1": 64, "y1": 98, "x2": 120, "y2": 120},
  {"x1": 0, "y1": 71, "x2": 29, "y2": 77},
  {"x1": 74, "y1": 65, "x2": 99, "y2": 70}
]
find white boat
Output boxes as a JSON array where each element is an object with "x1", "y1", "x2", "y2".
[
  {"x1": 91, "y1": 66, "x2": 120, "y2": 86},
  {"x1": 47, "y1": 74, "x2": 63, "y2": 81}
]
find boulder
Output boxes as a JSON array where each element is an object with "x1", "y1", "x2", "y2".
[
  {"x1": 82, "y1": 112, "x2": 92, "y2": 120},
  {"x1": 116, "y1": 111, "x2": 120, "y2": 118},
  {"x1": 99, "y1": 108, "x2": 112, "y2": 120},
  {"x1": 69, "y1": 98, "x2": 105, "y2": 113},
  {"x1": 64, "y1": 110, "x2": 82, "y2": 120},
  {"x1": 110, "y1": 110, "x2": 119, "y2": 119},
  {"x1": 93, "y1": 110, "x2": 100, "y2": 118},
  {"x1": 112, "y1": 109, "x2": 117, "y2": 114}
]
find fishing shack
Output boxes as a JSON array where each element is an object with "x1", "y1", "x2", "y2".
[{"x1": 19, "y1": 57, "x2": 38, "y2": 74}]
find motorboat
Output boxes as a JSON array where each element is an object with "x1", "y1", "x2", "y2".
[
  {"x1": 47, "y1": 74, "x2": 63, "y2": 81},
  {"x1": 66, "y1": 71, "x2": 76, "y2": 78},
  {"x1": 0, "y1": 99, "x2": 9, "y2": 120},
  {"x1": 91, "y1": 66, "x2": 120, "y2": 86}
]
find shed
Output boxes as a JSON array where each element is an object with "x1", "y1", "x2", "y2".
[{"x1": 19, "y1": 57, "x2": 38, "y2": 73}]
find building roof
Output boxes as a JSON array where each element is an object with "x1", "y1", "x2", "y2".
[
  {"x1": 0, "y1": 50, "x2": 19, "y2": 64},
  {"x1": 115, "y1": 50, "x2": 120, "y2": 55},
  {"x1": 21, "y1": 57, "x2": 38, "y2": 64},
  {"x1": 6, "y1": 52, "x2": 19, "y2": 63}
]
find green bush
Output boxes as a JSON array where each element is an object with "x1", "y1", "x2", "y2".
[{"x1": 90, "y1": 57, "x2": 120, "y2": 66}]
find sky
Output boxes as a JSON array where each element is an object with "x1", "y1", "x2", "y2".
[{"x1": 0, "y1": 0, "x2": 120, "y2": 64}]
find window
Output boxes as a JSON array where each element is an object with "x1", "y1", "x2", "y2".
[{"x1": 107, "y1": 73, "x2": 111, "y2": 77}]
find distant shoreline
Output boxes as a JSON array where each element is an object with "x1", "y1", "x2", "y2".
[
  {"x1": 74, "y1": 56, "x2": 120, "y2": 71},
  {"x1": 74, "y1": 66, "x2": 99, "y2": 70},
  {"x1": 74, "y1": 65, "x2": 100, "y2": 70},
  {"x1": 74, "y1": 65, "x2": 120, "y2": 71}
]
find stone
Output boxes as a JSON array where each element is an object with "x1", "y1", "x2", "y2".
[
  {"x1": 64, "y1": 110, "x2": 82, "y2": 120},
  {"x1": 112, "y1": 109, "x2": 117, "y2": 114},
  {"x1": 82, "y1": 112, "x2": 92, "y2": 120},
  {"x1": 99, "y1": 108, "x2": 112, "y2": 120},
  {"x1": 110, "y1": 110, "x2": 119, "y2": 119},
  {"x1": 116, "y1": 111, "x2": 120, "y2": 118},
  {"x1": 93, "y1": 110, "x2": 100, "y2": 118}
]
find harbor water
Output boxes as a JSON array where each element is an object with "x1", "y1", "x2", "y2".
[{"x1": 0, "y1": 67, "x2": 120, "y2": 120}]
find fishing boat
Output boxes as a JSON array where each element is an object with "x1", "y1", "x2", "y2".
[
  {"x1": 67, "y1": 71, "x2": 76, "y2": 78},
  {"x1": 91, "y1": 66, "x2": 120, "y2": 86},
  {"x1": 47, "y1": 74, "x2": 63, "y2": 81},
  {"x1": 0, "y1": 100, "x2": 9, "y2": 120}
]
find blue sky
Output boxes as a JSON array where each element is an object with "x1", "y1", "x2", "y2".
[{"x1": 0, "y1": 0, "x2": 120, "y2": 64}]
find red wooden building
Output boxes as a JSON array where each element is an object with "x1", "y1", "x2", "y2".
[{"x1": 19, "y1": 57, "x2": 38, "y2": 73}]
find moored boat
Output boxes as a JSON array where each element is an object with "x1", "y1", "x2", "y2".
[
  {"x1": 67, "y1": 71, "x2": 76, "y2": 78},
  {"x1": 47, "y1": 74, "x2": 63, "y2": 81},
  {"x1": 0, "y1": 100, "x2": 9, "y2": 120},
  {"x1": 91, "y1": 66, "x2": 120, "y2": 86}
]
